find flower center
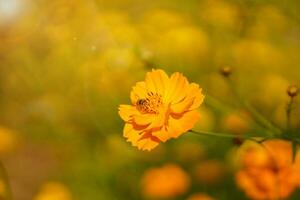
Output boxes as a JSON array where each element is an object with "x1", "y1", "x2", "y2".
[{"x1": 136, "y1": 92, "x2": 163, "y2": 114}]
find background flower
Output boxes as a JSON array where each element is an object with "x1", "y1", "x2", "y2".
[
  {"x1": 0, "y1": 0, "x2": 299, "y2": 199},
  {"x1": 141, "y1": 164, "x2": 190, "y2": 198},
  {"x1": 235, "y1": 140, "x2": 300, "y2": 200}
]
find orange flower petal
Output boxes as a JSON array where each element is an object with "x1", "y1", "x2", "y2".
[
  {"x1": 152, "y1": 69, "x2": 170, "y2": 96},
  {"x1": 152, "y1": 126, "x2": 173, "y2": 142},
  {"x1": 167, "y1": 110, "x2": 200, "y2": 138},
  {"x1": 137, "y1": 132, "x2": 161, "y2": 151},
  {"x1": 133, "y1": 113, "x2": 156, "y2": 126},
  {"x1": 188, "y1": 84, "x2": 205, "y2": 110},
  {"x1": 130, "y1": 81, "x2": 147, "y2": 104},
  {"x1": 171, "y1": 97, "x2": 194, "y2": 114},
  {"x1": 123, "y1": 123, "x2": 143, "y2": 143},
  {"x1": 147, "y1": 106, "x2": 168, "y2": 129},
  {"x1": 145, "y1": 71, "x2": 159, "y2": 94},
  {"x1": 124, "y1": 123, "x2": 160, "y2": 151},
  {"x1": 137, "y1": 138, "x2": 160, "y2": 151},
  {"x1": 171, "y1": 83, "x2": 204, "y2": 114},
  {"x1": 164, "y1": 72, "x2": 188, "y2": 104},
  {"x1": 118, "y1": 105, "x2": 139, "y2": 121}
]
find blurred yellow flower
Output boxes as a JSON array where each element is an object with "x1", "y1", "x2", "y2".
[
  {"x1": 141, "y1": 9, "x2": 188, "y2": 32},
  {"x1": 255, "y1": 74, "x2": 289, "y2": 107},
  {"x1": 0, "y1": 179, "x2": 6, "y2": 197},
  {"x1": 0, "y1": 126, "x2": 17, "y2": 155},
  {"x1": 34, "y1": 182, "x2": 72, "y2": 200},
  {"x1": 187, "y1": 193, "x2": 216, "y2": 200},
  {"x1": 248, "y1": 6, "x2": 288, "y2": 38},
  {"x1": 141, "y1": 164, "x2": 190, "y2": 198},
  {"x1": 232, "y1": 39, "x2": 283, "y2": 69},
  {"x1": 235, "y1": 140, "x2": 300, "y2": 200},
  {"x1": 199, "y1": 0, "x2": 240, "y2": 29},
  {"x1": 118, "y1": 69, "x2": 204, "y2": 151},
  {"x1": 156, "y1": 26, "x2": 209, "y2": 64}
]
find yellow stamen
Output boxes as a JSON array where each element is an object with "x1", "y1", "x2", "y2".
[{"x1": 136, "y1": 92, "x2": 163, "y2": 114}]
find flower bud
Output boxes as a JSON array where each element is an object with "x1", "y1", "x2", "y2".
[
  {"x1": 220, "y1": 66, "x2": 232, "y2": 77},
  {"x1": 287, "y1": 85, "x2": 298, "y2": 98}
]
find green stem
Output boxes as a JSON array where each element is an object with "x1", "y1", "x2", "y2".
[
  {"x1": 188, "y1": 130, "x2": 271, "y2": 144},
  {"x1": 204, "y1": 94, "x2": 233, "y2": 114},
  {"x1": 286, "y1": 97, "x2": 294, "y2": 131},
  {"x1": 205, "y1": 94, "x2": 268, "y2": 134},
  {"x1": 227, "y1": 78, "x2": 282, "y2": 136},
  {"x1": 243, "y1": 101, "x2": 282, "y2": 135},
  {"x1": 0, "y1": 161, "x2": 12, "y2": 200},
  {"x1": 189, "y1": 129, "x2": 240, "y2": 139}
]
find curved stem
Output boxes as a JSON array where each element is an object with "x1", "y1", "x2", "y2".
[
  {"x1": 286, "y1": 97, "x2": 294, "y2": 131},
  {"x1": 243, "y1": 101, "x2": 282, "y2": 136},
  {"x1": 189, "y1": 129, "x2": 239, "y2": 139},
  {"x1": 189, "y1": 130, "x2": 273, "y2": 145},
  {"x1": 0, "y1": 161, "x2": 12, "y2": 200},
  {"x1": 204, "y1": 94, "x2": 233, "y2": 114},
  {"x1": 189, "y1": 130, "x2": 267, "y2": 141},
  {"x1": 226, "y1": 78, "x2": 282, "y2": 136}
]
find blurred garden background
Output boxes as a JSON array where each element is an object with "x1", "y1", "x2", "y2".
[{"x1": 0, "y1": 0, "x2": 300, "y2": 199}]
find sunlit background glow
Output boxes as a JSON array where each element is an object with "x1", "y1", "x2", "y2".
[{"x1": 0, "y1": 0, "x2": 299, "y2": 199}]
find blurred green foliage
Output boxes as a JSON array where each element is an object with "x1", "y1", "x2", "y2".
[{"x1": 0, "y1": 0, "x2": 299, "y2": 199}]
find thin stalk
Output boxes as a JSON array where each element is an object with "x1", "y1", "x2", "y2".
[
  {"x1": 204, "y1": 94, "x2": 233, "y2": 114},
  {"x1": 243, "y1": 101, "x2": 282, "y2": 136},
  {"x1": 205, "y1": 94, "x2": 270, "y2": 135},
  {"x1": 227, "y1": 78, "x2": 282, "y2": 136},
  {"x1": 189, "y1": 130, "x2": 274, "y2": 146},
  {"x1": 189, "y1": 129, "x2": 240, "y2": 139},
  {"x1": 286, "y1": 97, "x2": 294, "y2": 131},
  {"x1": 0, "y1": 161, "x2": 12, "y2": 200}
]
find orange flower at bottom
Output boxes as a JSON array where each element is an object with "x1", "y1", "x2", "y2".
[
  {"x1": 119, "y1": 69, "x2": 204, "y2": 151},
  {"x1": 141, "y1": 164, "x2": 190, "y2": 198},
  {"x1": 187, "y1": 193, "x2": 216, "y2": 200},
  {"x1": 235, "y1": 140, "x2": 300, "y2": 200}
]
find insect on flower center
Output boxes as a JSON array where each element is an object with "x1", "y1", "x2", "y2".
[{"x1": 135, "y1": 92, "x2": 163, "y2": 114}]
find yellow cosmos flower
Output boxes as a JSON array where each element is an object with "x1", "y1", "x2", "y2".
[{"x1": 118, "y1": 69, "x2": 204, "y2": 151}]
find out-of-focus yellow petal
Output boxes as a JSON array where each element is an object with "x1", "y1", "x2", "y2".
[
  {"x1": 235, "y1": 139, "x2": 300, "y2": 200},
  {"x1": 141, "y1": 163, "x2": 190, "y2": 198}
]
